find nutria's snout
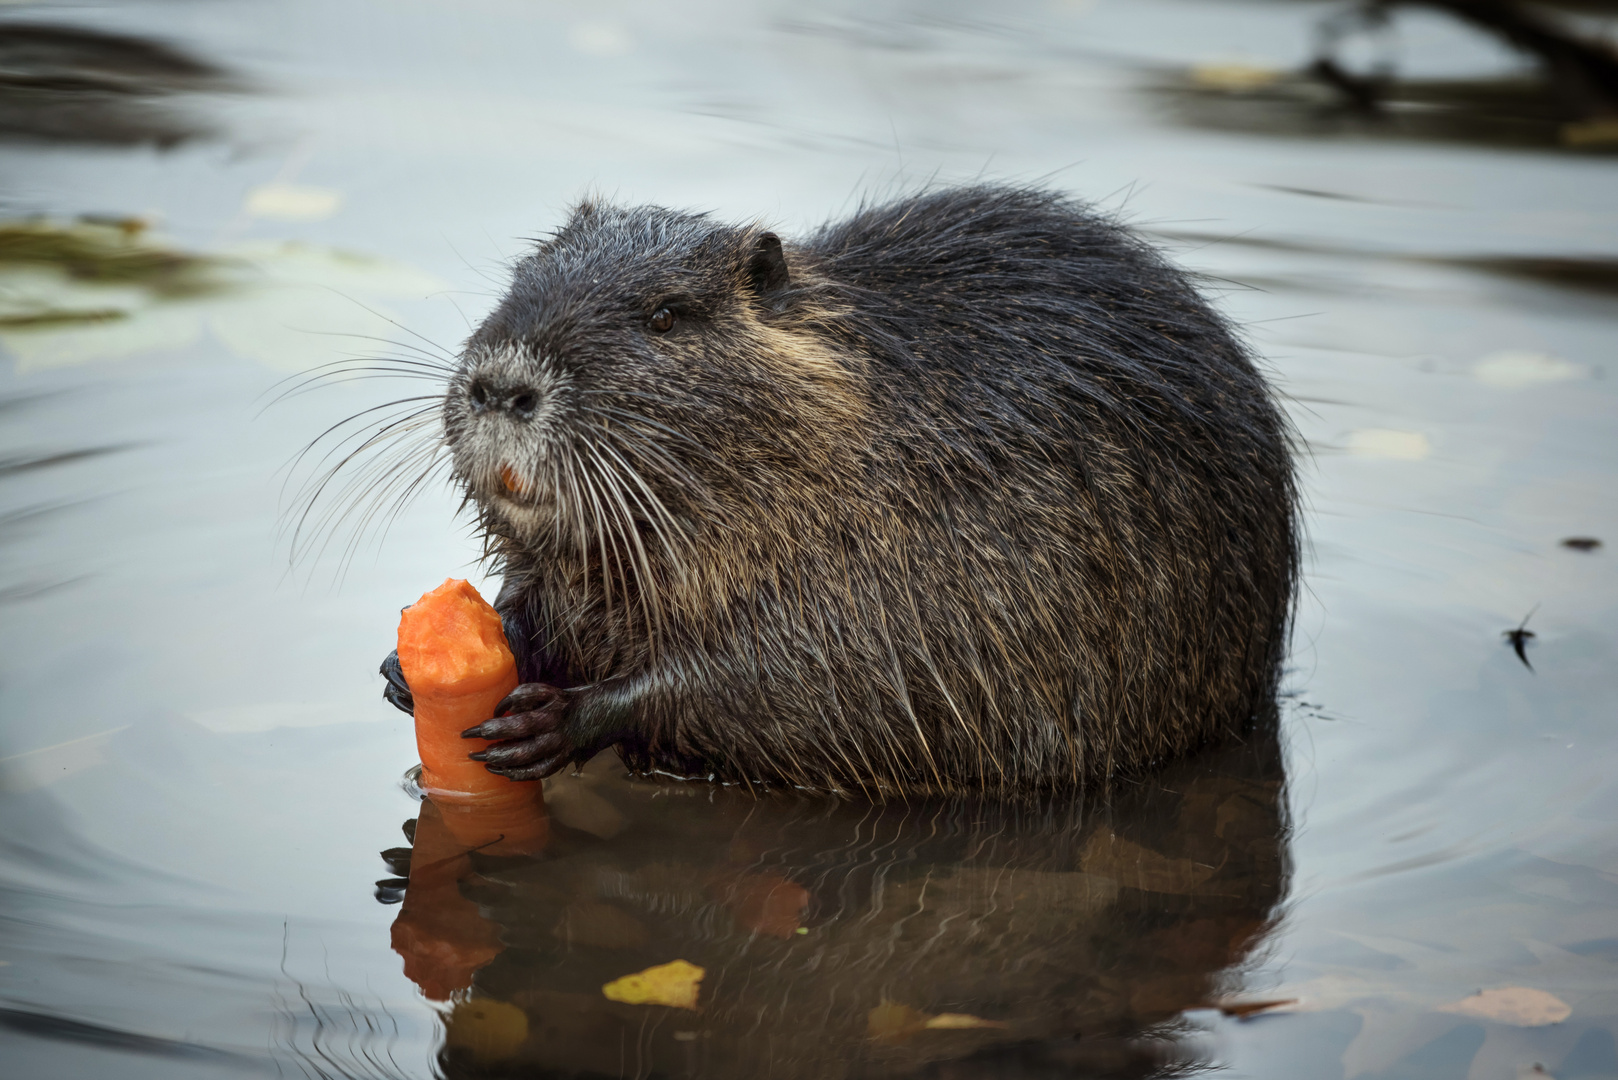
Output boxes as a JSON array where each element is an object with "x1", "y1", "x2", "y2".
[
  {"x1": 444, "y1": 346, "x2": 567, "y2": 532},
  {"x1": 467, "y1": 375, "x2": 544, "y2": 420}
]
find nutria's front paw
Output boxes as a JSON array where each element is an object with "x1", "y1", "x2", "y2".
[{"x1": 463, "y1": 682, "x2": 572, "y2": 781}]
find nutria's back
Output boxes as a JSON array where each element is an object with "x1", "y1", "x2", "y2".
[{"x1": 432, "y1": 185, "x2": 1296, "y2": 793}]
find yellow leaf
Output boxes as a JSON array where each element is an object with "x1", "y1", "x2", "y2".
[
  {"x1": 867, "y1": 1001, "x2": 1005, "y2": 1040},
  {"x1": 601, "y1": 959, "x2": 705, "y2": 1010},
  {"x1": 1189, "y1": 62, "x2": 1282, "y2": 92},
  {"x1": 444, "y1": 998, "x2": 528, "y2": 1062},
  {"x1": 1438, "y1": 987, "x2": 1570, "y2": 1027},
  {"x1": 867, "y1": 1001, "x2": 929, "y2": 1039},
  {"x1": 924, "y1": 1012, "x2": 1006, "y2": 1030}
]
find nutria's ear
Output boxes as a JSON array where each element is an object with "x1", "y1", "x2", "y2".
[{"x1": 747, "y1": 232, "x2": 790, "y2": 296}]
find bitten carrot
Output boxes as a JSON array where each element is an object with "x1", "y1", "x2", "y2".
[{"x1": 397, "y1": 578, "x2": 522, "y2": 798}]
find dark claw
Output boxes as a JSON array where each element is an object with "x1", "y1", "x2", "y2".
[
  {"x1": 380, "y1": 847, "x2": 412, "y2": 876},
  {"x1": 461, "y1": 681, "x2": 573, "y2": 781},
  {"x1": 487, "y1": 755, "x2": 570, "y2": 782},
  {"x1": 462, "y1": 705, "x2": 564, "y2": 742},
  {"x1": 381, "y1": 650, "x2": 414, "y2": 715},
  {"x1": 476, "y1": 731, "x2": 565, "y2": 768},
  {"x1": 374, "y1": 878, "x2": 408, "y2": 905},
  {"x1": 495, "y1": 682, "x2": 562, "y2": 717}
]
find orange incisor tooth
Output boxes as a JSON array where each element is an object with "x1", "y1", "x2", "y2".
[{"x1": 499, "y1": 464, "x2": 524, "y2": 495}]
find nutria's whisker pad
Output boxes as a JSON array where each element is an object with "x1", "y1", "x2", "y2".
[{"x1": 383, "y1": 185, "x2": 1297, "y2": 793}]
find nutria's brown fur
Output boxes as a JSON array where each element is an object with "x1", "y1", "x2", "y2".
[{"x1": 383, "y1": 185, "x2": 1298, "y2": 794}]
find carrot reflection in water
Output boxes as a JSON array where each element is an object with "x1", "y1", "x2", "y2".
[{"x1": 391, "y1": 788, "x2": 549, "y2": 1001}]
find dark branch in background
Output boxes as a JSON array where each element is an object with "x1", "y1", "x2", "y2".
[
  {"x1": 1310, "y1": 3, "x2": 1395, "y2": 111},
  {"x1": 0, "y1": 22, "x2": 241, "y2": 145},
  {"x1": 1313, "y1": 0, "x2": 1618, "y2": 120}
]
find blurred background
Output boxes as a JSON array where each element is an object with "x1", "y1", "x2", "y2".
[{"x1": 1, "y1": 1, "x2": 1615, "y2": 1078}]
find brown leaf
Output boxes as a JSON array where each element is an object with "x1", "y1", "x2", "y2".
[
  {"x1": 710, "y1": 872, "x2": 810, "y2": 939},
  {"x1": 1214, "y1": 997, "x2": 1297, "y2": 1019}
]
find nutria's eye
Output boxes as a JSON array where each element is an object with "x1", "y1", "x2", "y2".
[{"x1": 649, "y1": 307, "x2": 676, "y2": 334}]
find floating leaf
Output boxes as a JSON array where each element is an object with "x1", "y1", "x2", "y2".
[
  {"x1": 0, "y1": 217, "x2": 223, "y2": 296},
  {"x1": 867, "y1": 1001, "x2": 929, "y2": 1040},
  {"x1": 602, "y1": 959, "x2": 704, "y2": 1010},
  {"x1": 444, "y1": 998, "x2": 528, "y2": 1062},
  {"x1": 1189, "y1": 63, "x2": 1283, "y2": 92},
  {"x1": 1346, "y1": 428, "x2": 1431, "y2": 461},
  {"x1": 1437, "y1": 987, "x2": 1571, "y2": 1027},
  {"x1": 244, "y1": 183, "x2": 342, "y2": 221},
  {"x1": 1472, "y1": 350, "x2": 1584, "y2": 389},
  {"x1": 867, "y1": 1001, "x2": 1005, "y2": 1040},
  {"x1": 1213, "y1": 997, "x2": 1297, "y2": 1019},
  {"x1": 0, "y1": 220, "x2": 443, "y2": 372},
  {"x1": 924, "y1": 1013, "x2": 1006, "y2": 1030}
]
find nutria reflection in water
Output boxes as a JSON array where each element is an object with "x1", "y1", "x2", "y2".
[{"x1": 377, "y1": 710, "x2": 1287, "y2": 1078}]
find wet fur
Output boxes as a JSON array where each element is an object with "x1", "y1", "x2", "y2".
[{"x1": 445, "y1": 185, "x2": 1297, "y2": 794}]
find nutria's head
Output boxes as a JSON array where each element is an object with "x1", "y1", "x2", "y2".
[{"x1": 444, "y1": 201, "x2": 848, "y2": 558}]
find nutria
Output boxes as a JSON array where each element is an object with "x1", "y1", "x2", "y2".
[{"x1": 380, "y1": 185, "x2": 1298, "y2": 794}]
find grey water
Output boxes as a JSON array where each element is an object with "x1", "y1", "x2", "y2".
[{"x1": 1, "y1": 1, "x2": 1615, "y2": 1077}]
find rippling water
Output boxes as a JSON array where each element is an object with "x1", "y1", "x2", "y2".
[{"x1": 1, "y1": 1, "x2": 1615, "y2": 1077}]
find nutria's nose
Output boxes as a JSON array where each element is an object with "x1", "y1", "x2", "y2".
[{"x1": 468, "y1": 377, "x2": 542, "y2": 420}]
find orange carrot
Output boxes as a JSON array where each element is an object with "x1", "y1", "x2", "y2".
[{"x1": 397, "y1": 578, "x2": 522, "y2": 798}]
